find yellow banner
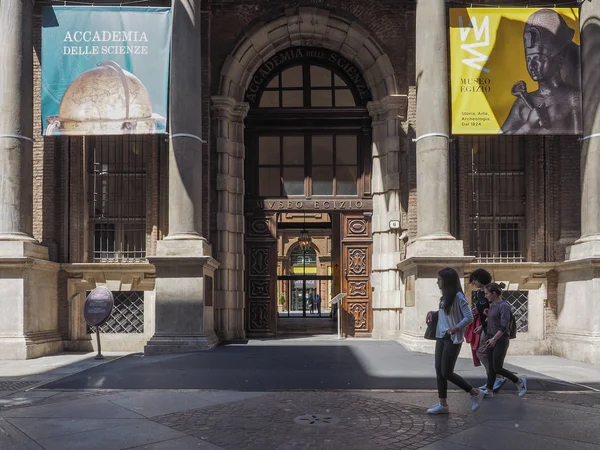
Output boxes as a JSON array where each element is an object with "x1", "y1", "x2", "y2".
[{"x1": 450, "y1": 8, "x2": 581, "y2": 135}]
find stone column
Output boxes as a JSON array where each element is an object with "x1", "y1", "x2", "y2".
[
  {"x1": 0, "y1": 0, "x2": 35, "y2": 242},
  {"x1": 399, "y1": 0, "x2": 470, "y2": 354},
  {"x1": 555, "y1": 3, "x2": 600, "y2": 364},
  {"x1": 145, "y1": 0, "x2": 219, "y2": 355},
  {"x1": 409, "y1": 0, "x2": 463, "y2": 257},
  {"x1": 573, "y1": 1, "x2": 600, "y2": 256},
  {"x1": 368, "y1": 95, "x2": 406, "y2": 340},
  {"x1": 165, "y1": 0, "x2": 205, "y2": 244},
  {"x1": 0, "y1": 1, "x2": 61, "y2": 359},
  {"x1": 211, "y1": 96, "x2": 248, "y2": 341}
]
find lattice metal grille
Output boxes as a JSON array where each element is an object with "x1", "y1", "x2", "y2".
[
  {"x1": 87, "y1": 136, "x2": 149, "y2": 262},
  {"x1": 458, "y1": 136, "x2": 527, "y2": 263},
  {"x1": 87, "y1": 291, "x2": 144, "y2": 334},
  {"x1": 504, "y1": 290, "x2": 529, "y2": 333}
]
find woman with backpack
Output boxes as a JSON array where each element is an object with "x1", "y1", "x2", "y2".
[
  {"x1": 425, "y1": 268, "x2": 484, "y2": 415},
  {"x1": 482, "y1": 282, "x2": 527, "y2": 398},
  {"x1": 465, "y1": 269, "x2": 506, "y2": 396}
]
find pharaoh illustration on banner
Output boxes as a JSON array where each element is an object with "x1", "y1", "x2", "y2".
[
  {"x1": 41, "y1": 6, "x2": 172, "y2": 136},
  {"x1": 450, "y1": 8, "x2": 582, "y2": 135}
]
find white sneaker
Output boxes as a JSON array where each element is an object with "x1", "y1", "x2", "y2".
[
  {"x1": 516, "y1": 376, "x2": 527, "y2": 397},
  {"x1": 493, "y1": 376, "x2": 507, "y2": 392},
  {"x1": 479, "y1": 383, "x2": 488, "y2": 390},
  {"x1": 480, "y1": 388, "x2": 494, "y2": 398},
  {"x1": 471, "y1": 389, "x2": 484, "y2": 411},
  {"x1": 426, "y1": 403, "x2": 449, "y2": 414}
]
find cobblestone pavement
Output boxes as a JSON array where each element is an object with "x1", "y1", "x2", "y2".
[
  {"x1": 1, "y1": 344, "x2": 600, "y2": 449},
  {"x1": 153, "y1": 391, "x2": 471, "y2": 450}
]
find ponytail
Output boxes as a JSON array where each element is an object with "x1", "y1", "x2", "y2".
[{"x1": 486, "y1": 282, "x2": 506, "y2": 297}]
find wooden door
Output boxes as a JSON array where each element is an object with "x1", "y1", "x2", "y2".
[
  {"x1": 341, "y1": 213, "x2": 372, "y2": 336},
  {"x1": 245, "y1": 213, "x2": 277, "y2": 337}
]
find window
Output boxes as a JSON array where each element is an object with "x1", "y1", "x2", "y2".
[
  {"x1": 259, "y1": 64, "x2": 357, "y2": 108},
  {"x1": 311, "y1": 135, "x2": 358, "y2": 196},
  {"x1": 257, "y1": 134, "x2": 358, "y2": 197},
  {"x1": 87, "y1": 136, "x2": 149, "y2": 262},
  {"x1": 291, "y1": 246, "x2": 317, "y2": 266},
  {"x1": 457, "y1": 136, "x2": 526, "y2": 262}
]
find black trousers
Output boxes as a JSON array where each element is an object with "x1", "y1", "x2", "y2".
[
  {"x1": 486, "y1": 335, "x2": 519, "y2": 389},
  {"x1": 435, "y1": 336, "x2": 473, "y2": 398}
]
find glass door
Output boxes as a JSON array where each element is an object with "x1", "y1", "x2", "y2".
[{"x1": 276, "y1": 213, "x2": 333, "y2": 318}]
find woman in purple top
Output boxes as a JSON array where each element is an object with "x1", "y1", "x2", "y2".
[{"x1": 483, "y1": 283, "x2": 527, "y2": 398}]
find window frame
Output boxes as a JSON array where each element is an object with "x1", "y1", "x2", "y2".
[
  {"x1": 255, "y1": 60, "x2": 366, "y2": 109},
  {"x1": 453, "y1": 136, "x2": 528, "y2": 263},
  {"x1": 85, "y1": 136, "x2": 155, "y2": 263},
  {"x1": 254, "y1": 132, "x2": 362, "y2": 198}
]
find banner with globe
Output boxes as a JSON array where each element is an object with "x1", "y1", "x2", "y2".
[{"x1": 41, "y1": 6, "x2": 172, "y2": 136}]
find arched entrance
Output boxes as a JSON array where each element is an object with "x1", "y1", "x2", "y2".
[
  {"x1": 244, "y1": 47, "x2": 373, "y2": 337},
  {"x1": 212, "y1": 8, "x2": 408, "y2": 341}
]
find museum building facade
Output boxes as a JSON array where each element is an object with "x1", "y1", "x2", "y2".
[{"x1": 1, "y1": 0, "x2": 599, "y2": 362}]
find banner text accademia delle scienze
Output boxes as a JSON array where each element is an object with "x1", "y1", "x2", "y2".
[{"x1": 450, "y1": 8, "x2": 582, "y2": 135}]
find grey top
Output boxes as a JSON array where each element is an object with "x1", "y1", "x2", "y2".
[
  {"x1": 486, "y1": 300, "x2": 512, "y2": 338},
  {"x1": 435, "y1": 292, "x2": 473, "y2": 344}
]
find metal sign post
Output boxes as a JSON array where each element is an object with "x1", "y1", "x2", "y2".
[
  {"x1": 83, "y1": 287, "x2": 115, "y2": 361},
  {"x1": 95, "y1": 326, "x2": 103, "y2": 360},
  {"x1": 330, "y1": 293, "x2": 346, "y2": 340}
]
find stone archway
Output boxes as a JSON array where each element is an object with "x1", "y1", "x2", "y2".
[{"x1": 212, "y1": 7, "x2": 408, "y2": 340}]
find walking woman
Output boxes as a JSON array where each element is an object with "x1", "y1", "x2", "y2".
[
  {"x1": 465, "y1": 268, "x2": 506, "y2": 396},
  {"x1": 426, "y1": 268, "x2": 484, "y2": 414},
  {"x1": 482, "y1": 283, "x2": 527, "y2": 398}
]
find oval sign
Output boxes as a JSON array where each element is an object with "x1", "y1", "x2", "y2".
[{"x1": 84, "y1": 286, "x2": 114, "y2": 327}]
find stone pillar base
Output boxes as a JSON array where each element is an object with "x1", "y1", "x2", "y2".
[
  {"x1": 406, "y1": 239, "x2": 465, "y2": 258},
  {"x1": 566, "y1": 239, "x2": 600, "y2": 260},
  {"x1": 556, "y1": 255, "x2": 600, "y2": 364},
  {"x1": 0, "y1": 242, "x2": 62, "y2": 360},
  {"x1": 553, "y1": 333, "x2": 600, "y2": 364},
  {"x1": 144, "y1": 333, "x2": 219, "y2": 355},
  {"x1": 0, "y1": 332, "x2": 63, "y2": 360},
  {"x1": 145, "y1": 239, "x2": 220, "y2": 356}
]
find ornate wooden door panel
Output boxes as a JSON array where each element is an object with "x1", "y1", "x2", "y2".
[
  {"x1": 246, "y1": 214, "x2": 277, "y2": 337},
  {"x1": 341, "y1": 214, "x2": 372, "y2": 336}
]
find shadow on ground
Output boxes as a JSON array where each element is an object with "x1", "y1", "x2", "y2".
[{"x1": 36, "y1": 340, "x2": 592, "y2": 392}]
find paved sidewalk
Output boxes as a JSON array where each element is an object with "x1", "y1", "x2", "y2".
[{"x1": 0, "y1": 339, "x2": 599, "y2": 449}]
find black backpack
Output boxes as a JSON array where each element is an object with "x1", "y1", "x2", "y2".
[{"x1": 509, "y1": 310, "x2": 517, "y2": 339}]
